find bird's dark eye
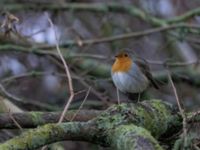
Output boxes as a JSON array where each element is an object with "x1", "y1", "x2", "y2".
[{"x1": 124, "y1": 54, "x2": 128, "y2": 57}]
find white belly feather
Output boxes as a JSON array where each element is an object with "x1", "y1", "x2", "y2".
[{"x1": 111, "y1": 64, "x2": 149, "y2": 93}]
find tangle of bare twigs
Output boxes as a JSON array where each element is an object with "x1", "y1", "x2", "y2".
[{"x1": 46, "y1": 13, "x2": 75, "y2": 124}]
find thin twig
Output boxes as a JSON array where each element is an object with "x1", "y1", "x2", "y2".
[
  {"x1": 8, "y1": 110, "x2": 23, "y2": 131},
  {"x1": 0, "y1": 91, "x2": 23, "y2": 130},
  {"x1": 70, "y1": 87, "x2": 91, "y2": 121},
  {"x1": 74, "y1": 89, "x2": 87, "y2": 96},
  {"x1": 193, "y1": 144, "x2": 200, "y2": 150},
  {"x1": 187, "y1": 110, "x2": 200, "y2": 122},
  {"x1": 47, "y1": 55, "x2": 108, "y2": 103},
  {"x1": 167, "y1": 69, "x2": 187, "y2": 148},
  {"x1": 0, "y1": 83, "x2": 25, "y2": 103},
  {"x1": 0, "y1": 70, "x2": 107, "y2": 105},
  {"x1": 147, "y1": 59, "x2": 199, "y2": 67},
  {"x1": 194, "y1": 141, "x2": 200, "y2": 150},
  {"x1": 25, "y1": 28, "x2": 47, "y2": 38},
  {"x1": 46, "y1": 13, "x2": 74, "y2": 124},
  {"x1": 1, "y1": 72, "x2": 48, "y2": 83},
  {"x1": 0, "y1": 83, "x2": 58, "y2": 111},
  {"x1": 37, "y1": 23, "x2": 200, "y2": 48}
]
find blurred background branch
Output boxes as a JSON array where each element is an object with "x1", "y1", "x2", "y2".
[{"x1": 1, "y1": 0, "x2": 200, "y2": 149}]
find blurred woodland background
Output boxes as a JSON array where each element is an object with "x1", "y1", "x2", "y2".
[{"x1": 0, "y1": 0, "x2": 200, "y2": 150}]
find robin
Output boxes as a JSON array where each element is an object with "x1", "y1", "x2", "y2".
[{"x1": 111, "y1": 50, "x2": 159, "y2": 100}]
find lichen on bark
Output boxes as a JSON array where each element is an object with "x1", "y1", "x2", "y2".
[{"x1": 0, "y1": 100, "x2": 177, "y2": 150}]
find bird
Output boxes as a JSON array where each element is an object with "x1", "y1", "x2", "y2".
[{"x1": 111, "y1": 50, "x2": 159, "y2": 101}]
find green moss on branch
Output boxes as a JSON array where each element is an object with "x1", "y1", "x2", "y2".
[
  {"x1": 0, "y1": 122, "x2": 87, "y2": 150},
  {"x1": 0, "y1": 110, "x2": 101, "y2": 129},
  {"x1": 0, "y1": 100, "x2": 178, "y2": 150},
  {"x1": 109, "y1": 125, "x2": 163, "y2": 150}
]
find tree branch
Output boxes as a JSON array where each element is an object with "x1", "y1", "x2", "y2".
[
  {"x1": 0, "y1": 100, "x2": 175, "y2": 150},
  {"x1": 39, "y1": 24, "x2": 200, "y2": 48},
  {"x1": 166, "y1": 7, "x2": 200, "y2": 24},
  {"x1": 0, "y1": 110, "x2": 101, "y2": 129},
  {"x1": 3, "y1": 3, "x2": 200, "y2": 25}
]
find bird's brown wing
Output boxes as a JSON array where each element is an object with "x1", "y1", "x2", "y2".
[{"x1": 134, "y1": 57, "x2": 159, "y2": 89}]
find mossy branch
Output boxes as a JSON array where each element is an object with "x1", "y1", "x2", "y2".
[
  {"x1": 0, "y1": 122, "x2": 163, "y2": 150},
  {"x1": 166, "y1": 7, "x2": 200, "y2": 24},
  {"x1": 153, "y1": 68, "x2": 200, "y2": 87},
  {"x1": 109, "y1": 125, "x2": 163, "y2": 150},
  {"x1": 0, "y1": 100, "x2": 177, "y2": 150},
  {"x1": 0, "y1": 44, "x2": 111, "y2": 78},
  {"x1": 0, "y1": 110, "x2": 101, "y2": 129},
  {"x1": 2, "y1": 3, "x2": 200, "y2": 25},
  {"x1": 1, "y1": 45, "x2": 200, "y2": 83}
]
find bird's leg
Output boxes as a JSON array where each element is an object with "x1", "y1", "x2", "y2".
[
  {"x1": 116, "y1": 88, "x2": 120, "y2": 104},
  {"x1": 137, "y1": 93, "x2": 141, "y2": 103}
]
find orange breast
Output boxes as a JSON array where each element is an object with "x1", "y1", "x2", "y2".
[{"x1": 112, "y1": 58, "x2": 132, "y2": 73}]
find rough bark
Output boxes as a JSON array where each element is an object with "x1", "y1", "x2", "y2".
[
  {"x1": 0, "y1": 110, "x2": 101, "y2": 129},
  {"x1": 0, "y1": 100, "x2": 179, "y2": 150}
]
